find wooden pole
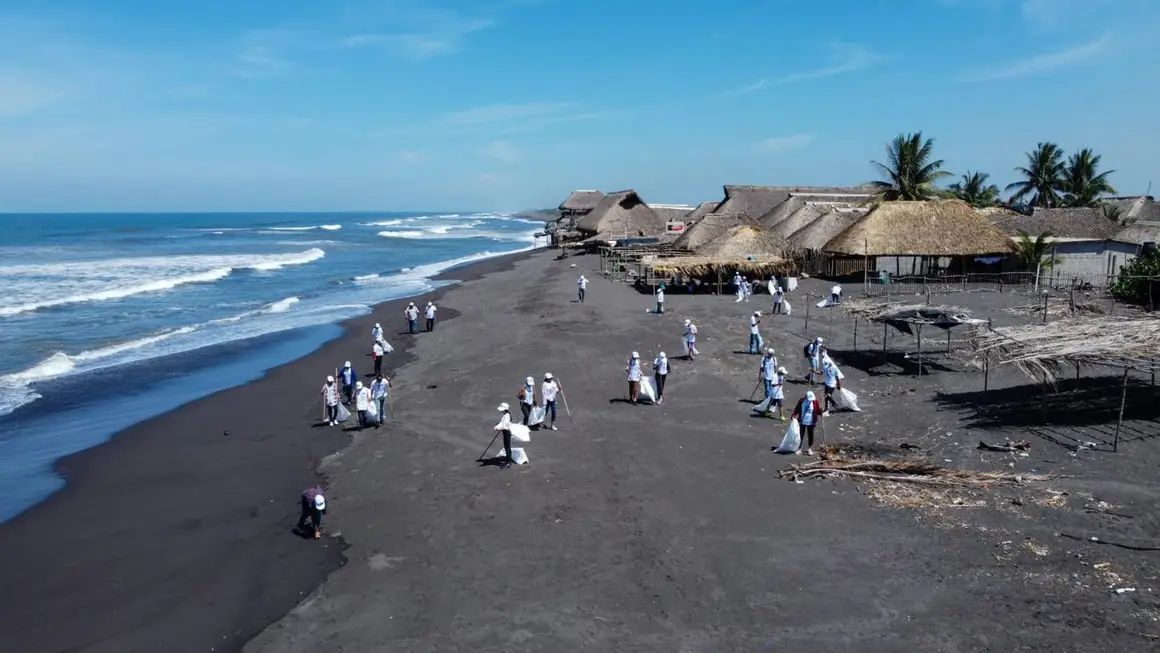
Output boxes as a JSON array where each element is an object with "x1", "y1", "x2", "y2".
[
  {"x1": 804, "y1": 296, "x2": 811, "y2": 337},
  {"x1": 828, "y1": 305, "x2": 833, "y2": 343},
  {"x1": 916, "y1": 324, "x2": 923, "y2": 378},
  {"x1": 947, "y1": 329, "x2": 951, "y2": 353},
  {"x1": 853, "y1": 318, "x2": 858, "y2": 352},
  {"x1": 1042, "y1": 291, "x2": 1049, "y2": 324},
  {"x1": 882, "y1": 322, "x2": 888, "y2": 362},
  {"x1": 1113, "y1": 367, "x2": 1129, "y2": 452},
  {"x1": 984, "y1": 359, "x2": 989, "y2": 391}
]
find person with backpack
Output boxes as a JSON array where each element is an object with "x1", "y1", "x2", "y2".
[
  {"x1": 541, "y1": 373, "x2": 561, "y2": 430},
  {"x1": 518, "y1": 376, "x2": 536, "y2": 426},
  {"x1": 748, "y1": 311, "x2": 763, "y2": 354},
  {"x1": 652, "y1": 351, "x2": 669, "y2": 405},
  {"x1": 790, "y1": 391, "x2": 823, "y2": 455},
  {"x1": 803, "y1": 337, "x2": 823, "y2": 383},
  {"x1": 298, "y1": 485, "x2": 327, "y2": 539}
]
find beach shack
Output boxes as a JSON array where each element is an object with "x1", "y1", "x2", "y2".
[
  {"x1": 986, "y1": 206, "x2": 1140, "y2": 286},
  {"x1": 552, "y1": 190, "x2": 604, "y2": 246},
  {"x1": 641, "y1": 222, "x2": 793, "y2": 293}
]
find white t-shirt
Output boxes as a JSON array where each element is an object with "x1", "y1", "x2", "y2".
[
  {"x1": 626, "y1": 359, "x2": 642, "y2": 381},
  {"x1": 656, "y1": 288, "x2": 665, "y2": 303},
  {"x1": 750, "y1": 316, "x2": 759, "y2": 334},
  {"x1": 355, "y1": 387, "x2": 371, "y2": 410},
  {"x1": 685, "y1": 324, "x2": 697, "y2": 340},
  {"x1": 542, "y1": 381, "x2": 559, "y2": 403},
  {"x1": 771, "y1": 373, "x2": 785, "y2": 400},
  {"x1": 521, "y1": 383, "x2": 535, "y2": 405},
  {"x1": 370, "y1": 379, "x2": 389, "y2": 399},
  {"x1": 372, "y1": 342, "x2": 384, "y2": 357},
  {"x1": 321, "y1": 384, "x2": 339, "y2": 406},
  {"x1": 405, "y1": 306, "x2": 418, "y2": 319},
  {"x1": 425, "y1": 305, "x2": 437, "y2": 319},
  {"x1": 831, "y1": 285, "x2": 842, "y2": 296},
  {"x1": 495, "y1": 412, "x2": 511, "y2": 431},
  {"x1": 654, "y1": 356, "x2": 669, "y2": 375},
  {"x1": 578, "y1": 277, "x2": 588, "y2": 289}
]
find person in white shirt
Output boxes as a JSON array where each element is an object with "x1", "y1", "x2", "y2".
[
  {"x1": 371, "y1": 322, "x2": 383, "y2": 343},
  {"x1": 742, "y1": 277, "x2": 751, "y2": 302},
  {"x1": 371, "y1": 341, "x2": 385, "y2": 376},
  {"x1": 425, "y1": 302, "x2": 437, "y2": 332},
  {"x1": 821, "y1": 352, "x2": 843, "y2": 415},
  {"x1": 494, "y1": 402, "x2": 514, "y2": 468},
  {"x1": 518, "y1": 376, "x2": 536, "y2": 425},
  {"x1": 320, "y1": 375, "x2": 340, "y2": 426},
  {"x1": 370, "y1": 374, "x2": 390, "y2": 426},
  {"x1": 405, "y1": 303, "x2": 419, "y2": 334},
  {"x1": 748, "y1": 311, "x2": 762, "y2": 354},
  {"x1": 769, "y1": 366, "x2": 787, "y2": 420},
  {"x1": 626, "y1": 352, "x2": 643, "y2": 403},
  {"x1": 772, "y1": 285, "x2": 785, "y2": 314},
  {"x1": 354, "y1": 381, "x2": 371, "y2": 430},
  {"x1": 541, "y1": 372, "x2": 561, "y2": 430},
  {"x1": 577, "y1": 275, "x2": 588, "y2": 303},
  {"x1": 683, "y1": 319, "x2": 699, "y2": 360},
  {"x1": 654, "y1": 284, "x2": 665, "y2": 314},
  {"x1": 804, "y1": 337, "x2": 823, "y2": 382},
  {"x1": 759, "y1": 347, "x2": 778, "y2": 403},
  {"x1": 652, "y1": 352, "x2": 669, "y2": 404},
  {"x1": 733, "y1": 272, "x2": 744, "y2": 302},
  {"x1": 830, "y1": 284, "x2": 842, "y2": 305}
]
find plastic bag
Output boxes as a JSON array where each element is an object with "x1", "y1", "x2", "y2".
[
  {"x1": 381, "y1": 340, "x2": 394, "y2": 353},
  {"x1": 529, "y1": 405, "x2": 545, "y2": 426},
  {"x1": 366, "y1": 400, "x2": 378, "y2": 419},
  {"x1": 682, "y1": 338, "x2": 690, "y2": 356},
  {"x1": 835, "y1": 388, "x2": 862, "y2": 412},
  {"x1": 336, "y1": 403, "x2": 351, "y2": 423},
  {"x1": 752, "y1": 396, "x2": 773, "y2": 413},
  {"x1": 775, "y1": 420, "x2": 801, "y2": 453},
  {"x1": 783, "y1": 300, "x2": 792, "y2": 316},
  {"x1": 638, "y1": 376, "x2": 657, "y2": 403},
  {"x1": 510, "y1": 424, "x2": 531, "y2": 443},
  {"x1": 787, "y1": 277, "x2": 798, "y2": 291}
]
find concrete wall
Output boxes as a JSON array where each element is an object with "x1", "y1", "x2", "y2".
[{"x1": 1041, "y1": 241, "x2": 1139, "y2": 286}]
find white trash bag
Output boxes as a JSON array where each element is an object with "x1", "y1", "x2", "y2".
[
  {"x1": 816, "y1": 298, "x2": 830, "y2": 308},
  {"x1": 381, "y1": 340, "x2": 394, "y2": 353},
  {"x1": 499, "y1": 447, "x2": 529, "y2": 464},
  {"x1": 336, "y1": 402, "x2": 351, "y2": 423},
  {"x1": 752, "y1": 396, "x2": 773, "y2": 413},
  {"x1": 682, "y1": 338, "x2": 690, "y2": 356},
  {"x1": 775, "y1": 420, "x2": 801, "y2": 453},
  {"x1": 366, "y1": 400, "x2": 378, "y2": 419},
  {"x1": 787, "y1": 277, "x2": 799, "y2": 292},
  {"x1": 783, "y1": 300, "x2": 792, "y2": 316},
  {"x1": 510, "y1": 424, "x2": 531, "y2": 443},
  {"x1": 835, "y1": 388, "x2": 862, "y2": 412},
  {"x1": 638, "y1": 376, "x2": 657, "y2": 403},
  {"x1": 529, "y1": 405, "x2": 546, "y2": 426}
]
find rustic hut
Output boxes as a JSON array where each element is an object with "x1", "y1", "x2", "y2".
[
  {"x1": 756, "y1": 188, "x2": 875, "y2": 230},
  {"x1": 823, "y1": 200, "x2": 1014, "y2": 277},
  {"x1": 673, "y1": 212, "x2": 749, "y2": 252},
  {"x1": 685, "y1": 201, "x2": 721, "y2": 225},
  {"x1": 788, "y1": 208, "x2": 868, "y2": 251},
  {"x1": 576, "y1": 190, "x2": 664, "y2": 241},
  {"x1": 558, "y1": 190, "x2": 604, "y2": 218},
  {"x1": 985, "y1": 207, "x2": 1139, "y2": 284},
  {"x1": 642, "y1": 224, "x2": 793, "y2": 289}
]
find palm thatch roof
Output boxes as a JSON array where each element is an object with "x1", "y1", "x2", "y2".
[
  {"x1": 1102, "y1": 195, "x2": 1160, "y2": 224},
  {"x1": 715, "y1": 185, "x2": 794, "y2": 219},
  {"x1": 824, "y1": 200, "x2": 1014, "y2": 257},
  {"x1": 757, "y1": 189, "x2": 874, "y2": 229},
  {"x1": 972, "y1": 317, "x2": 1160, "y2": 383},
  {"x1": 1115, "y1": 221, "x2": 1160, "y2": 245},
  {"x1": 769, "y1": 203, "x2": 831, "y2": 240},
  {"x1": 642, "y1": 254, "x2": 795, "y2": 279},
  {"x1": 841, "y1": 299, "x2": 983, "y2": 335},
  {"x1": 673, "y1": 212, "x2": 750, "y2": 251},
  {"x1": 697, "y1": 224, "x2": 790, "y2": 259},
  {"x1": 685, "y1": 201, "x2": 721, "y2": 225},
  {"x1": 559, "y1": 190, "x2": 604, "y2": 213},
  {"x1": 987, "y1": 207, "x2": 1121, "y2": 239},
  {"x1": 650, "y1": 204, "x2": 696, "y2": 223},
  {"x1": 576, "y1": 190, "x2": 664, "y2": 238},
  {"x1": 787, "y1": 208, "x2": 867, "y2": 251}
]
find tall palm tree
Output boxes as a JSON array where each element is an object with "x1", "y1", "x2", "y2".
[
  {"x1": 948, "y1": 171, "x2": 1000, "y2": 208},
  {"x1": 1062, "y1": 148, "x2": 1116, "y2": 207},
  {"x1": 869, "y1": 132, "x2": 951, "y2": 201},
  {"x1": 1007, "y1": 142, "x2": 1066, "y2": 208},
  {"x1": 1014, "y1": 229, "x2": 1054, "y2": 271}
]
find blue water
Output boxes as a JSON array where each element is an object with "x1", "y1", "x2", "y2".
[{"x1": 0, "y1": 211, "x2": 543, "y2": 521}]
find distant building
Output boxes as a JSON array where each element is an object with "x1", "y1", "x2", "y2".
[
  {"x1": 985, "y1": 206, "x2": 1141, "y2": 285},
  {"x1": 575, "y1": 190, "x2": 665, "y2": 243},
  {"x1": 552, "y1": 190, "x2": 605, "y2": 246}
]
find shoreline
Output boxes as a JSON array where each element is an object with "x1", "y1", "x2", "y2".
[{"x1": 0, "y1": 247, "x2": 539, "y2": 652}]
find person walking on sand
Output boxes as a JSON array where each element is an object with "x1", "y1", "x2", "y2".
[
  {"x1": 759, "y1": 347, "x2": 778, "y2": 404},
  {"x1": 371, "y1": 340, "x2": 385, "y2": 376},
  {"x1": 371, "y1": 322, "x2": 383, "y2": 344},
  {"x1": 494, "y1": 402, "x2": 514, "y2": 468},
  {"x1": 772, "y1": 285, "x2": 785, "y2": 315},
  {"x1": 298, "y1": 485, "x2": 327, "y2": 539},
  {"x1": 683, "y1": 319, "x2": 699, "y2": 360},
  {"x1": 577, "y1": 274, "x2": 588, "y2": 303},
  {"x1": 803, "y1": 337, "x2": 823, "y2": 383},
  {"x1": 654, "y1": 284, "x2": 665, "y2": 314},
  {"x1": 742, "y1": 277, "x2": 752, "y2": 302},
  {"x1": 733, "y1": 272, "x2": 744, "y2": 302},
  {"x1": 652, "y1": 351, "x2": 669, "y2": 404},
  {"x1": 748, "y1": 311, "x2": 763, "y2": 354},
  {"x1": 339, "y1": 361, "x2": 357, "y2": 403},
  {"x1": 791, "y1": 390, "x2": 823, "y2": 456},
  {"x1": 518, "y1": 376, "x2": 536, "y2": 425},
  {"x1": 321, "y1": 375, "x2": 340, "y2": 425},
  {"x1": 354, "y1": 380, "x2": 371, "y2": 429},
  {"x1": 370, "y1": 373, "x2": 390, "y2": 426},
  {"x1": 768, "y1": 366, "x2": 787, "y2": 420},
  {"x1": 821, "y1": 353, "x2": 842, "y2": 415},
  {"x1": 830, "y1": 284, "x2": 842, "y2": 305},
  {"x1": 626, "y1": 352, "x2": 643, "y2": 404},
  {"x1": 405, "y1": 302, "x2": 419, "y2": 334},
  {"x1": 425, "y1": 302, "x2": 437, "y2": 332},
  {"x1": 541, "y1": 372, "x2": 561, "y2": 430}
]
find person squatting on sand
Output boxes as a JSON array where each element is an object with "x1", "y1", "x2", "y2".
[
  {"x1": 791, "y1": 390, "x2": 823, "y2": 456},
  {"x1": 803, "y1": 337, "x2": 823, "y2": 383},
  {"x1": 339, "y1": 360, "x2": 356, "y2": 403},
  {"x1": 354, "y1": 380, "x2": 372, "y2": 429},
  {"x1": 518, "y1": 376, "x2": 536, "y2": 425},
  {"x1": 577, "y1": 274, "x2": 587, "y2": 302},
  {"x1": 298, "y1": 485, "x2": 326, "y2": 539},
  {"x1": 626, "y1": 351, "x2": 643, "y2": 404},
  {"x1": 321, "y1": 375, "x2": 340, "y2": 425},
  {"x1": 370, "y1": 373, "x2": 390, "y2": 426},
  {"x1": 654, "y1": 284, "x2": 665, "y2": 314},
  {"x1": 821, "y1": 352, "x2": 842, "y2": 415},
  {"x1": 772, "y1": 284, "x2": 785, "y2": 314},
  {"x1": 494, "y1": 402, "x2": 514, "y2": 468},
  {"x1": 652, "y1": 352, "x2": 668, "y2": 405},
  {"x1": 405, "y1": 302, "x2": 419, "y2": 334},
  {"x1": 541, "y1": 373, "x2": 560, "y2": 430},
  {"x1": 748, "y1": 311, "x2": 763, "y2": 354},
  {"x1": 683, "y1": 319, "x2": 699, "y2": 359},
  {"x1": 425, "y1": 302, "x2": 437, "y2": 332}
]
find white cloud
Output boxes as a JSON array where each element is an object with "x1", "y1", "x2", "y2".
[
  {"x1": 480, "y1": 140, "x2": 523, "y2": 164},
  {"x1": 757, "y1": 133, "x2": 816, "y2": 153},
  {"x1": 961, "y1": 33, "x2": 1110, "y2": 81},
  {"x1": 730, "y1": 42, "x2": 886, "y2": 96}
]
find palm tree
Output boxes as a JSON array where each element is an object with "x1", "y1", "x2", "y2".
[
  {"x1": 869, "y1": 132, "x2": 951, "y2": 201},
  {"x1": 948, "y1": 171, "x2": 1000, "y2": 208},
  {"x1": 1062, "y1": 148, "x2": 1116, "y2": 207},
  {"x1": 1007, "y1": 142, "x2": 1066, "y2": 208},
  {"x1": 1014, "y1": 229, "x2": 1055, "y2": 290}
]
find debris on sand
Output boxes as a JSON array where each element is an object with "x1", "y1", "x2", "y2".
[
  {"x1": 978, "y1": 440, "x2": 1031, "y2": 453},
  {"x1": 778, "y1": 457, "x2": 1045, "y2": 487}
]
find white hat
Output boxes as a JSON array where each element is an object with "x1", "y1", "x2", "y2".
[
  {"x1": 326, "y1": 375, "x2": 334, "y2": 382},
  {"x1": 314, "y1": 494, "x2": 326, "y2": 510},
  {"x1": 765, "y1": 347, "x2": 775, "y2": 355},
  {"x1": 659, "y1": 351, "x2": 667, "y2": 358},
  {"x1": 497, "y1": 402, "x2": 510, "y2": 411},
  {"x1": 544, "y1": 372, "x2": 553, "y2": 379},
  {"x1": 374, "y1": 322, "x2": 380, "y2": 328},
  {"x1": 526, "y1": 376, "x2": 534, "y2": 385},
  {"x1": 344, "y1": 360, "x2": 351, "y2": 367},
  {"x1": 427, "y1": 301, "x2": 433, "y2": 305},
  {"x1": 355, "y1": 380, "x2": 363, "y2": 388},
  {"x1": 684, "y1": 319, "x2": 691, "y2": 325},
  {"x1": 777, "y1": 366, "x2": 787, "y2": 374},
  {"x1": 631, "y1": 351, "x2": 640, "y2": 358},
  {"x1": 806, "y1": 391, "x2": 816, "y2": 401},
  {"x1": 815, "y1": 337, "x2": 823, "y2": 343},
  {"x1": 753, "y1": 311, "x2": 761, "y2": 316}
]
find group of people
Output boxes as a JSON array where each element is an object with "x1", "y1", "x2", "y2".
[
  {"x1": 404, "y1": 301, "x2": 438, "y2": 334},
  {"x1": 491, "y1": 372, "x2": 565, "y2": 468},
  {"x1": 320, "y1": 320, "x2": 398, "y2": 430}
]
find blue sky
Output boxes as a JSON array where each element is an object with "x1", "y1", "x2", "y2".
[{"x1": 0, "y1": 0, "x2": 1156, "y2": 212}]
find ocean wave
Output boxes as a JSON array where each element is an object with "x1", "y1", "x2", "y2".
[
  {"x1": 267, "y1": 224, "x2": 342, "y2": 232},
  {"x1": 353, "y1": 273, "x2": 380, "y2": 281},
  {"x1": 376, "y1": 226, "x2": 534, "y2": 243}
]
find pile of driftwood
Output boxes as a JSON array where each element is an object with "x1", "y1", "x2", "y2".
[{"x1": 778, "y1": 457, "x2": 1046, "y2": 487}]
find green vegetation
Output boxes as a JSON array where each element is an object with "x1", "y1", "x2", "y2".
[
  {"x1": 949, "y1": 171, "x2": 1001, "y2": 208},
  {"x1": 1110, "y1": 248, "x2": 1160, "y2": 305},
  {"x1": 869, "y1": 132, "x2": 951, "y2": 201}
]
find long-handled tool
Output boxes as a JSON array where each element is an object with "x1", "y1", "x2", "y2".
[
  {"x1": 748, "y1": 379, "x2": 762, "y2": 402},
  {"x1": 477, "y1": 431, "x2": 501, "y2": 461},
  {"x1": 556, "y1": 376, "x2": 573, "y2": 421}
]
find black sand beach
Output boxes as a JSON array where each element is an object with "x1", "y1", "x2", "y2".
[{"x1": 4, "y1": 249, "x2": 1158, "y2": 651}]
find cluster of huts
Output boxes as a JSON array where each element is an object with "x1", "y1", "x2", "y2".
[{"x1": 547, "y1": 186, "x2": 1160, "y2": 288}]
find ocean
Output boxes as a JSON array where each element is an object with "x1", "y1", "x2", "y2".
[{"x1": 0, "y1": 211, "x2": 543, "y2": 521}]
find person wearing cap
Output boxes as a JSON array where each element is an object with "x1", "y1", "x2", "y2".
[
  {"x1": 791, "y1": 391, "x2": 823, "y2": 455},
  {"x1": 769, "y1": 366, "x2": 788, "y2": 420},
  {"x1": 541, "y1": 373, "x2": 561, "y2": 430},
  {"x1": 370, "y1": 373, "x2": 390, "y2": 426},
  {"x1": 425, "y1": 301, "x2": 437, "y2": 332},
  {"x1": 652, "y1": 352, "x2": 669, "y2": 405},
  {"x1": 803, "y1": 337, "x2": 823, "y2": 383},
  {"x1": 820, "y1": 353, "x2": 842, "y2": 415},
  {"x1": 759, "y1": 347, "x2": 778, "y2": 403},
  {"x1": 683, "y1": 319, "x2": 699, "y2": 360},
  {"x1": 626, "y1": 352, "x2": 643, "y2": 404},
  {"x1": 654, "y1": 283, "x2": 665, "y2": 314},
  {"x1": 772, "y1": 285, "x2": 785, "y2": 315},
  {"x1": 321, "y1": 376, "x2": 340, "y2": 426},
  {"x1": 354, "y1": 380, "x2": 371, "y2": 429},
  {"x1": 577, "y1": 274, "x2": 588, "y2": 303},
  {"x1": 298, "y1": 485, "x2": 327, "y2": 539},
  {"x1": 748, "y1": 311, "x2": 763, "y2": 354},
  {"x1": 830, "y1": 284, "x2": 842, "y2": 305},
  {"x1": 404, "y1": 302, "x2": 419, "y2": 334},
  {"x1": 371, "y1": 322, "x2": 383, "y2": 344},
  {"x1": 339, "y1": 361, "x2": 357, "y2": 403},
  {"x1": 371, "y1": 340, "x2": 385, "y2": 376},
  {"x1": 494, "y1": 402, "x2": 514, "y2": 468},
  {"x1": 518, "y1": 376, "x2": 536, "y2": 425},
  {"x1": 742, "y1": 276, "x2": 751, "y2": 302},
  {"x1": 733, "y1": 271, "x2": 744, "y2": 302}
]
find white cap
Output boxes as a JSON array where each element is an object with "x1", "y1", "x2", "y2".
[
  {"x1": 314, "y1": 494, "x2": 326, "y2": 510},
  {"x1": 427, "y1": 301, "x2": 433, "y2": 305},
  {"x1": 777, "y1": 366, "x2": 787, "y2": 374},
  {"x1": 344, "y1": 360, "x2": 351, "y2": 367},
  {"x1": 374, "y1": 322, "x2": 380, "y2": 328},
  {"x1": 659, "y1": 351, "x2": 667, "y2": 358},
  {"x1": 356, "y1": 380, "x2": 363, "y2": 388},
  {"x1": 326, "y1": 375, "x2": 334, "y2": 382},
  {"x1": 526, "y1": 376, "x2": 535, "y2": 385},
  {"x1": 544, "y1": 372, "x2": 553, "y2": 380},
  {"x1": 766, "y1": 347, "x2": 775, "y2": 355},
  {"x1": 684, "y1": 319, "x2": 691, "y2": 325},
  {"x1": 497, "y1": 402, "x2": 510, "y2": 411},
  {"x1": 806, "y1": 391, "x2": 816, "y2": 401},
  {"x1": 631, "y1": 351, "x2": 640, "y2": 358},
  {"x1": 815, "y1": 337, "x2": 823, "y2": 343},
  {"x1": 753, "y1": 311, "x2": 761, "y2": 316}
]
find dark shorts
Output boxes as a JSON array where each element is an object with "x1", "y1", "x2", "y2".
[{"x1": 824, "y1": 385, "x2": 836, "y2": 396}]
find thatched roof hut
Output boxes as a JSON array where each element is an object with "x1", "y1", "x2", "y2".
[
  {"x1": 576, "y1": 190, "x2": 664, "y2": 239},
  {"x1": 559, "y1": 190, "x2": 604, "y2": 214},
  {"x1": 757, "y1": 188, "x2": 874, "y2": 229},
  {"x1": 824, "y1": 200, "x2": 1014, "y2": 257},
  {"x1": 685, "y1": 201, "x2": 721, "y2": 225},
  {"x1": 644, "y1": 224, "x2": 793, "y2": 280},
  {"x1": 986, "y1": 207, "x2": 1121, "y2": 239},
  {"x1": 1115, "y1": 221, "x2": 1160, "y2": 245},
  {"x1": 787, "y1": 207, "x2": 868, "y2": 251},
  {"x1": 768, "y1": 203, "x2": 831, "y2": 240},
  {"x1": 649, "y1": 204, "x2": 696, "y2": 224},
  {"x1": 698, "y1": 224, "x2": 789, "y2": 259},
  {"x1": 673, "y1": 212, "x2": 749, "y2": 251}
]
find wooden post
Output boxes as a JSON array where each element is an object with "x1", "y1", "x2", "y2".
[
  {"x1": 947, "y1": 329, "x2": 951, "y2": 353},
  {"x1": 1042, "y1": 291, "x2": 1049, "y2": 324},
  {"x1": 716, "y1": 269, "x2": 721, "y2": 295},
  {"x1": 984, "y1": 359, "x2": 989, "y2": 391},
  {"x1": 916, "y1": 323, "x2": 923, "y2": 378},
  {"x1": 883, "y1": 322, "x2": 888, "y2": 362},
  {"x1": 828, "y1": 305, "x2": 833, "y2": 343},
  {"x1": 804, "y1": 296, "x2": 811, "y2": 337},
  {"x1": 1113, "y1": 367, "x2": 1129, "y2": 452},
  {"x1": 854, "y1": 318, "x2": 858, "y2": 352}
]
